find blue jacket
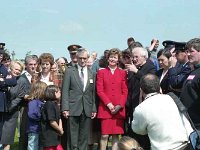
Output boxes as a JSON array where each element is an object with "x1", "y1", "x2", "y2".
[
  {"x1": 168, "y1": 62, "x2": 192, "y2": 96},
  {"x1": 0, "y1": 64, "x2": 17, "y2": 112},
  {"x1": 27, "y1": 99, "x2": 44, "y2": 133}
]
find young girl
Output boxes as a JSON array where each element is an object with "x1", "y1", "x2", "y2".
[
  {"x1": 27, "y1": 81, "x2": 47, "y2": 150},
  {"x1": 40, "y1": 85, "x2": 64, "y2": 150},
  {"x1": 118, "y1": 136, "x2": 144, "y2": 150}
]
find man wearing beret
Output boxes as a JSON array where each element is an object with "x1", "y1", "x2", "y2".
[
  {"x1": 167, "y1": 41, "x2": 192, "y2": 97},
  {"x1": 180, "y1": 38, "x2": 200, "y2": 129},
  {"x1": 60, "y1": 44, "x2": 82, "y2": 149}
]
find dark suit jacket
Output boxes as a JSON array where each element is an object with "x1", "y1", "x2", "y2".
[
  {"x1": 168, "y1": 62, "x2": 191, "y2": 94},
  {"x1": 126, "y1": 60, "x2": 156, "y2": 110},
  {"x1": 19, "y1": 73, "x2": 31, "y2": 107},
  {"x1": 156, "y1": 69, "x2": 171, "y2": 94},
  {"x1": 61, "y1": 66, "x2": 96, "y2": 117},
  {"x1": 7, "y1": 76, "x2": 29, "y2": 113}
]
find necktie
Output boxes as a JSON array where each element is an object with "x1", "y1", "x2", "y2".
[{"x1": 80, "y1": 67, "x2": 84, "y2": 87}]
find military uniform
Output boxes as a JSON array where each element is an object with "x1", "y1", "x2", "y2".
[
  {"x1": 0, "y1": 63, "x2": 17, "y2": 139},
  {"x1": 164, "y1": 41, "x2": 192, "y2": 96},
  {"x1": 168, "y1": 62, "x2": 191, "y2": 96}
]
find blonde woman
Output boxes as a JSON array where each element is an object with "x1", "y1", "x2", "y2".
[{"x1": 0, "y1": 61, "x2": 26, "y2": 150}]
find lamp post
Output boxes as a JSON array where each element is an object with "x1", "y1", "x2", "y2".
[{"x1": 11, "y1": 50, "x2": 15, "y2": 60}]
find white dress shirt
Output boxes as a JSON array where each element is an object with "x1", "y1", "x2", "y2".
[{"x1": 78, "y1": 65, "x2": 88, "y2": 91}]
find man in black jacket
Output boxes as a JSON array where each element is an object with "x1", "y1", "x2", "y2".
[{"x1": 180, "y1": 38, "x2": 200, "y2": 129}]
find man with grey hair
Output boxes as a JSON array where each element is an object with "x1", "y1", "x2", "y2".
[
  {"x1": 61, "y1": 48, "x2": 97, "y2": 150},
  {"x1": 125, "y1": 47, "x2": 156, "y2": 149},
  {"x1": 18, "y1": 55, "x2": 38, "y2": 150}
]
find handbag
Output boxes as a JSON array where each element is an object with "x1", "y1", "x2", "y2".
[
  {"x1": 189, "y1": 130, "x2": 200, "y2": 150},
  {"x1": 167, "y1": 92, "x2": 200, "y2": 150}
]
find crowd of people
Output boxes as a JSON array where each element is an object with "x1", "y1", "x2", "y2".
[{"x1": 0, "y1": 36, "x2": 200, "y2": 150}]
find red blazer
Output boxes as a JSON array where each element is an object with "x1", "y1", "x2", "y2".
[{"x1": 96, "y1": 67, "x2": 128, "y2": 119}]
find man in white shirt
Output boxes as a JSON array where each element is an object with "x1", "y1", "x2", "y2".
[
  {"x1": 132, "y1": 74, "x2": 192, "y2": 150},
  {"x1": 19, "y1": 55, "x2": 38, "y2": 150}
]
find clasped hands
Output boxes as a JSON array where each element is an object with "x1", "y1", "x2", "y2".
[
  {"x1": 62, "y1": 110, "x2": 96, "y2": 119},
  {"x1": 107, "y1": 103, "x2": 122, "y2": 114}
]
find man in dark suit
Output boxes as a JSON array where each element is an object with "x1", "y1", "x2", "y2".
[
  {"x1": 61, "y1": 48, "x2": 97, "y2": 150},
  {"x1": 18, "y1": 55, "x2": 38, "y2": 150},
  {"x1": 60, "y1": 44, "x2": 82, "y2": 150}
]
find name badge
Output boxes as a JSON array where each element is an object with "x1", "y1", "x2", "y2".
[
  {"x1": 90, "y1": 79, "x2": 93, "y2": 83},
  {"x1": 187, "y1": 75, "x2": 195, "y2": 80}
]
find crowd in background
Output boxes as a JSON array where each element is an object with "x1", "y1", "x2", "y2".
[{"x1": 0, "y1": 37, "x2": 200, "y2": 150}]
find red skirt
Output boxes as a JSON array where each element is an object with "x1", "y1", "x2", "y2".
[{"x1": 101, "y1": 118, "x2": 124, "y2": 135}]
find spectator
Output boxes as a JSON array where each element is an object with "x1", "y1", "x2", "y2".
[
  {"x1": 2, "y1": 53, "x2": 11, "y2": 71},
  {"x1": 99, "y1": 50, "x2": 109, "y2": 68},
  {"x1": 118, "y1": 136, "x2": 143, "y2": 150},
  {"x1": 91, "y1": 51, "x2": 100, "y2": 73},
  {"x1": 27, "y1": 81, "x2": 47, "y2": 150},
  {"x1": 168, "y1": 41, "x2": 192, "y2": 97},
  {"x1": 0, "y1": 49, "x2": 17, "y2": 143},
  {"x1": 19, "y1": 55, "x2": 39, "y2": 150},
  {"x1": 180, "y1": 38, "x2": 200, "y2": 128},
  {"x1": 56, "y1": 57, "x2": 67, "y2": 75},
  {"x1": 38, "y1": 53, "x2": 54, "y2": 85},
  {"x1": 132, "y1": 74, "x2": 192, "y2": 150},
  {"x1": 147, "y1": 39, "x2": 160, "y2": 70},
  {"x1": 67, "y1": 44, "x2": 81, "y2": 67},
  {"x1": 41, "y1": 85, "x2": 64, "y2": 150},
  {"x1": 156, "y1": 49, "x2": 172, "y2": 94},
  {"x1": 127, "y1": 37, "x2": 135, "y2": 48},
  {"x1": 0, "y1": 61, "x2": 26, "y2": 150}
]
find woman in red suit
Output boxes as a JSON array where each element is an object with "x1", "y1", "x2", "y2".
[{"x1": 96, "y1": 48, "x2": 128, "y2": 150}]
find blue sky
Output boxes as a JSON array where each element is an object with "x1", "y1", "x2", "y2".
[{"x1": 1, "y1": 0, "x2": 200, "y2": 60}]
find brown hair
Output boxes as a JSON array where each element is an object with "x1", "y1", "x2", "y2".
[
  {"x1": 186, "y1": 38, "x2": 200, "y2": 52},
  {"x1": 38, "y1": 53, "x2": 54, "y2": 66},
  {"x1": 44, "y1": 85, "x2": 60, "y2": 101},
  {"x1": 28, "y1": 81, "x2": 47, "y2": 100},
  {"x1": 108, "y1": 48, "x2": 122, "y2": 59}
]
